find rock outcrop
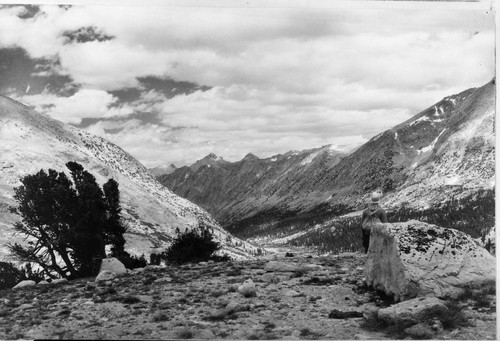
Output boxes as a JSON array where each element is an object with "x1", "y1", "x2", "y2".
[
  {"x1": 12, "y1": 280, "x2": 36, "y2": 289},
  {"x1": 99, "y1": 258, "x2": 127, "y2": 275},
  {"x1": 365, "y1": 220, "x2": 496, "y2": 301},
  {"x1": 377, "y1": 297, "x2": 449, "y2": 325}
]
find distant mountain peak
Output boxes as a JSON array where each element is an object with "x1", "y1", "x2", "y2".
[
  {"x1": 242, "y1": 153, "x2": 259, "y2": 161},
  {"x1": 190, "y1": 153, "x2": 226, "y2": 172},
  {"x1": 206, "y1": 153, "x2": 222, "y2": 161}
]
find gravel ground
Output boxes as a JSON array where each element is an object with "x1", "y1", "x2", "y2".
[{"x1": 0, "y1": 252, "x2": 495, "y2": 340}]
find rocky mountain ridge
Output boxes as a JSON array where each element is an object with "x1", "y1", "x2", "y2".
[
  {"x1": 159, "y1": 79, "x2": 495, "y2": 238},
  {"x1": 0, "y1": 95, "x2": 258, "y2": 261},
  {"x1": 159, "y1": 145, "x2": 346, "y2": 226}
]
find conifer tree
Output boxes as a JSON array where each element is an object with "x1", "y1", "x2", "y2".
[
  {"x1": 9, "y1": 162, "x2": 126, "y2": 278},
  {"x1": 103, "y1": 178, "x2": 126, "y2": 255}
]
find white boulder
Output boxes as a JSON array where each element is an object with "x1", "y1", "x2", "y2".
[
  {"x1": 99, "y1": 257, "x2": 127, "y2": 274},
  {"x1": 13, "y1": 280, "x2": 36, "y2": 289},
  {"x1": 95, "y1": 270, "x2": 117, "y2": 282},
  {"x1": 52, "y1": 278, "x2": 68, "y2": 284},
  {"x1": 365, "y1": 220, "x2": 496, "y2": 301},
  {"x1": 238, "y1": 279, "x2": 257, "y2": 297}
]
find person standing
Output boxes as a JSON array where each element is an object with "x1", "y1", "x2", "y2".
[{"x1": 361, "y1": 189, "x2": 388, "y2": 253}]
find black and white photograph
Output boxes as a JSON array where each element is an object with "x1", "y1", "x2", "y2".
[{"x1": 0, "y1": 0, "x2": 496, "y2": 339}]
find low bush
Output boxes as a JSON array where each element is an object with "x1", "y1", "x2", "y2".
[
  {"x1": 114, "y1": 251, "x2": 147, "y2": 269},
  {"x1": 0, "y1": 262, "x2": 24, "y2": 290},
  {"x1": 441, "y1": 300, "x2": 470, "y2": 330},
  {"x1": 160, "y1": 225, "x2": 225, "y2": 264}
]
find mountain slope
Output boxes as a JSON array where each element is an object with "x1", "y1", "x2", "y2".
[
  {"x1": 0, "y1": 95, "x2": 259, "y2": 261},
  {"x1": 159, "y1": 145, "x2": 346, "y2": 224},
  {"x1": 159, "y1": 79, "x2": 495, "y2": 236}
]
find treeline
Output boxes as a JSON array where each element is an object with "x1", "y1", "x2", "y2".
[
  {"x1": 226, "y1": 203, "x2": 353, "y2": 240},
  {"x1": 387, "y1": 188, "x2": 494, "y2": 238},
  {"x1": 286, "y1": 188, "x2": 494, "y2": 254},
  {"x1": 288, "y1": 216, "x2": 362, "y2": 254}
]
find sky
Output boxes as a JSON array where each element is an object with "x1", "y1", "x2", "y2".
[{"x1": 0, "y1": 2, "x2": 495, "y2": 168}]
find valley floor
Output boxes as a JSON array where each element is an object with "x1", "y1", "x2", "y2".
[{"x1": 0, "y1": 251, "x2": 496, "y2": 340}]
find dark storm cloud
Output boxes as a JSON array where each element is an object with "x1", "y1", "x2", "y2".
[
  {"x1": 137, "y1": 76, "x2": 211, "y2": 99},
  {"x1": 108, "y1": 87, "x2": 142, "y2": 103},
  {"x1": 62, "y1": 26, "x2": 114, "y2": 44},
  {"x1": 16, "y1": 5, "x2": 40, "y2": 19},
  {"x1": 77, "y1": 111, "x2": 163, "y2": 129},
  {"x1": 108, "y1": 76, "x2": 210, "y2": 104},
  {"x1": 0, "y1": 47, "x2": 78, "y2": 96},
  {"x1": 0, "y1": 5, "x2": 41, "y2": 19}
]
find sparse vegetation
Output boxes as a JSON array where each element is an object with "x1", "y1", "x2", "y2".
[{"x1": 388, "y1": 189, "x2": 494, "y2": 238}]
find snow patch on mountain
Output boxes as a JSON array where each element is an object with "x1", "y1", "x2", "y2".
[
  {"x1": 445, "y1": 175, "x2": 461, "y2": 186},
  {"x1": 409, "y1": 115, "x2": 430, "y2": 126},
  {"x1": 300, "y1": 151, "x2": 319, "y2": 166},
  {"x1": 417, "y1": 129, "x2": 446, "y2": 154}
]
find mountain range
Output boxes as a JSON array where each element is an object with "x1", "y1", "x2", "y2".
[
  {"x1": 0, "y1": 95, "x2": 259, "y2": 262},
  {"x1": 159, "y1": 79, "x2": 495, "y2": 237}
]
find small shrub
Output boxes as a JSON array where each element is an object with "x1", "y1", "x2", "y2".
[
  {"x1": 149, "y1": 253, "x2": 161, "y2": 265},
  {"x1": 441, "y1": 300, "x2": 470, "y2": 329},
  {"x1": 0, "y1": 262, "x2": 25, "y2": 290},
  {"x1": 210, "y1": 254, "x2": 231, "y2": 262},
  {"x1": 161, "y1": 225, "x2": 221, "y2": 264},
  {"x1": 115, "y1": 251, "x2": 147, "y2": 269}
]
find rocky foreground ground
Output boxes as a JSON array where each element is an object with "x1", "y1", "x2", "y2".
[{"x1": 0, "y1": 251, "x2": 496, "y2": 340}]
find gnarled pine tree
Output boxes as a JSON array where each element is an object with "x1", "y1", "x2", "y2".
[{"x1": 9, "y1": 162, "x2": 126, "y2": 279}]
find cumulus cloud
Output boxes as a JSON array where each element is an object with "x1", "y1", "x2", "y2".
[
  {"x1": 0, "y1": 4, "x2": 494, "y2": 167},
  {"x1": 18, "y1": 88, "x2": 133, "y2": 124}
]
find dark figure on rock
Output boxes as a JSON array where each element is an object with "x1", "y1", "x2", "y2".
[{"x1": 361, "y1": 189, "x2": 387, "y2": 253}]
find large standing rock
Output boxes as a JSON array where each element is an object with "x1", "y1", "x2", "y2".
[
  {"x1": 365, "y1": 220, "x2": 496, "y2": 301},
  {"x1": 99, "y1": 257, "x2": 127, "y2": 274}
]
